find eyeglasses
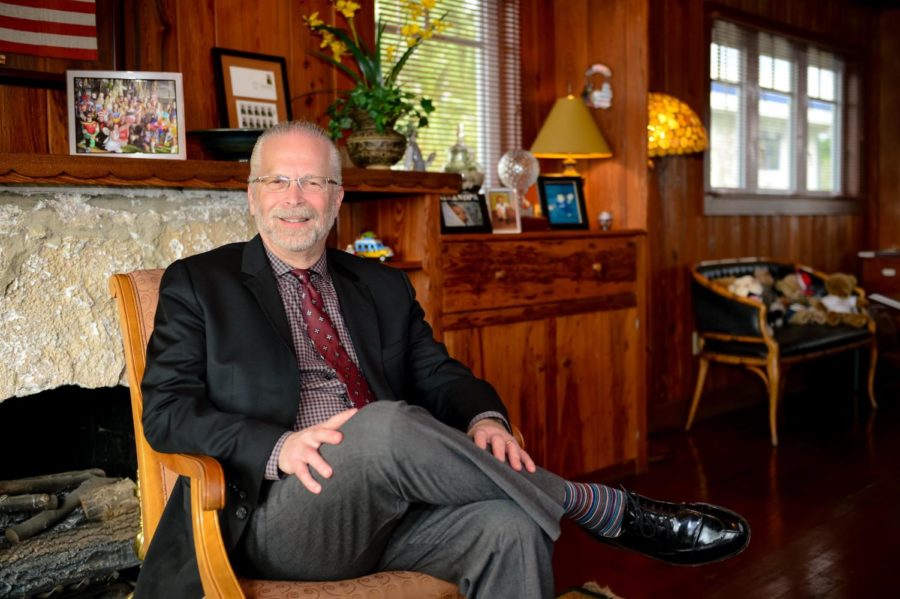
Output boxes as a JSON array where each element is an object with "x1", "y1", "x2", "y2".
[{"x1": 249, "y1": 175, "x2": 339, "y2": 194}]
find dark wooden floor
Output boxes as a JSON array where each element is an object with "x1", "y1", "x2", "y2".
[{"x1": 552, "y1": 377, "x2": 900, "y2": 598}]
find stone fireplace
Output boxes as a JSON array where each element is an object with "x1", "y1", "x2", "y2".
[
  {"x1": 0, "y1": 182, "x2": 255, "y2": 595},
  {"x1": 1, "y1": 185, "x2": 254, "y2": 404}
]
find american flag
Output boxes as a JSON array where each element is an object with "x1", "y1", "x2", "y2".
[{"x1": 0, "y1": 0, "x2": 98, "y2": 61}]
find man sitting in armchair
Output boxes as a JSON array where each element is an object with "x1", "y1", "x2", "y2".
[{"x1": 137, "y1": 121, "x2": 750, "y2": 598}]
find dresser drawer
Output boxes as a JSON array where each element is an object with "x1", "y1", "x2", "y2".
[
  {"x1": 860, "y1": 255, "x2": 900, "y2": 294},
  {"x1": 442, "y1": 236, "x2": 637, "y2": 313}
]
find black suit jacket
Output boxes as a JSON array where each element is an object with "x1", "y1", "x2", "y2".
[{"x1": 135, "y1": 236, "x2": 506, "y2": 597}]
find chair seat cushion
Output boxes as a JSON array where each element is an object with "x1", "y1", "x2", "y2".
[
  {"x1": 705, "y1": 325, "x2": 872, "y2": 358},
  {"x1": 240, "y1": 571, "x2": 461, "y2": 598}
]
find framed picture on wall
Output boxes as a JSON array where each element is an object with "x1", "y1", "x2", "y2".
[
  {"x1": 537, "y1": 176, "x2": 589, "y2": 229},
  {"x1": 486, "y1": 188, "x2": 521, "y2": 233},
  {"x1": 213, "y1": 48, "x2": 292, "y2": 129},
  {"x1": 66, "y1": 70, "x2": 186, "y2": 159},
  {"x1": 440, "y1": 192, "x2": 493, "y2": 234}
]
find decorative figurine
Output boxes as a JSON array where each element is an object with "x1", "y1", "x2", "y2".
[
  {"x1": 402, "y1": 124, "x2": 435, "y2": 171},
  {"x1": 347, "y1": 231, "x2": 394, "y2": 262},
  {"x1": 598, "y1": 210, "x2": 613, "y2": 230},
  {"x1": 444, "y1": 123, "x2": 485, "y2": 192}
]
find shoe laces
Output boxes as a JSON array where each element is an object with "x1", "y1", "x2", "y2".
[{"x1": 623, "y1": 488, "x2": 676, "y2": 541}]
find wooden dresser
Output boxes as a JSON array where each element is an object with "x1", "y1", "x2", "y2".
[{"x1": 439, "y1": 231, "x2": 647, "y2": 479}]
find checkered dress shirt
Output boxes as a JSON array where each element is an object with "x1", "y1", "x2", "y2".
[{"x1": 264, "y1": 248, "x2": 361, "y2": 479}]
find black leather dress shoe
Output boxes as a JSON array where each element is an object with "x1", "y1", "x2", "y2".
[{"x1": 597, "y1": 489, "x2": 750, "y2": 566}]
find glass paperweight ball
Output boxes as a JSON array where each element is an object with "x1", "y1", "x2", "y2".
[{"x1": 498, "y1": 150, "x2": 540, "y2": 197}]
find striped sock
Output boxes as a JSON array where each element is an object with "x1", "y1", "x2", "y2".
[{"x1": 563, "y1": 482, "x2": 626, "y2": 538}]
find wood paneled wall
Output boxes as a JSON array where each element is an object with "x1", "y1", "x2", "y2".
[
  {"x1": 0, "y1": 0, "x2": 369, "y2": 156},
  {"x1": 646, "y1": 0, "x2": 884, "y2": 430},
  {"x1": 876, "y1": 9, "x2": 900, "y2": 249},
  {"x1": 520, "y1": 0, "x2": 648, "y2": 231}
]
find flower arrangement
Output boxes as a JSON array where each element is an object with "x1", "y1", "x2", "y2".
[{"x1": 304, "y1": 0, "x2": 449, "y2": 140}]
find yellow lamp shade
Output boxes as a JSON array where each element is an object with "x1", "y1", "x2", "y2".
[
  {"x1": 647, "y1": 92, "x2": 708, "y2": 158},
  {"x1": 531, "y1": 94, "x2": 612, "y2": 175}
]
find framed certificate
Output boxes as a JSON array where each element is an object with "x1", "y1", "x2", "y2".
[{"x1": 212, "y1": 48, "x2": 292, "y2": 129}]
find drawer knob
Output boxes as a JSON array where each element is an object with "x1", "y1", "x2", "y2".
[
  {"x1": 494, "y1": 269, "x2": 506, "y2": 281},
  {"x1": 592, "y1": 262, "x2": 603, "y2": 273},
  {"x1": 882, "y1": 268, "x2": 897, "y2": 277}
]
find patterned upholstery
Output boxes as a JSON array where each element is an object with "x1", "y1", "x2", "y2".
[
  {"x1": 109, "y1": 269, "x2": 463, "y2": 599},
  {"x1": 240, "y1": 572, "x2": 460, "y2": 598}
]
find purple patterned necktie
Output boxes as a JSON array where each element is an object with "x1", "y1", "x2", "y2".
[{"x1": 291, "y1": 269, "x2": 372, "y2": 409}]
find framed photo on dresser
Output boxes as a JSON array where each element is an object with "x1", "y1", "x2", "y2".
[
  {"x1": 537, "y1": 176, "x2": 588, "y2": 229},
  {"x1": 440, "y1": 192, "x2": 493, "y2": 234},
  {"x1": 486, "y1": 188, "x2": 521, "y2": 234}
]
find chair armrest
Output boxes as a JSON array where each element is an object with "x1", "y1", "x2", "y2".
[
  {"x1": 156, "y1": 452, "x2": 226, "y2": 511},
  {"x1": 692, "y1": 272, "x2": 767, "y2": 338},
  {"x1": 155, "y1": 452, "x2": 244, "y2": 599}
]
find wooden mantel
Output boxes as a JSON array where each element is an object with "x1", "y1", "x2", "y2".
[{"x1": 0, "y1": 153, "x2": 461, "y2": 195}]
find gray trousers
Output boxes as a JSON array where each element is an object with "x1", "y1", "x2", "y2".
[{"x1": 240, "y1": 401, "x2": 568, "y2": 599}]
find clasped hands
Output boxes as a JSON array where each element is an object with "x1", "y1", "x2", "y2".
[{"x1": 277, "y1": 408, "x2": 535, "y2": 494}]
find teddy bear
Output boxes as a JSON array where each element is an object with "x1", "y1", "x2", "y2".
[
  {"x1": 727, "y1": 275, "x2": 764, "y2": 301},
  {"x1": 772, "y1": 272, "x2": 826, "y2": 326},
  {"x1": 817, "y1": 272, "x2": 869, "y2": 328}
]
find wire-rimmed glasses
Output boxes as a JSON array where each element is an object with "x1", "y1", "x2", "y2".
[{"x1": 249, "y1": 175, "x2": 339, "y2": 194}]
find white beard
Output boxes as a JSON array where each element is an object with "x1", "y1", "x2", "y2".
[{"x1": 253, "y1": 197, "x2": 338, "y2": 253}]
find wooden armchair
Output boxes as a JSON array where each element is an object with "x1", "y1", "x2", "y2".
[
  {"x1": 685, "y1": 258, "x2": 877, "y2": 447},
  {"x1": 108, "y1": 269, "x2": 462, "y2": 599}
]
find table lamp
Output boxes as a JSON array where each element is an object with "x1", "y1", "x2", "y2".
[{"x1": 530, "y1": 94, "x2": 612, "y2": 176}]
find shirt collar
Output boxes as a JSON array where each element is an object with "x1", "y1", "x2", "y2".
[{"x1": 263, "y1": 244, "x2": 330, "y2": 282}]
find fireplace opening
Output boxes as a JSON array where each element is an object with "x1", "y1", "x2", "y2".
[
  {"x1": 0, "y1": 385, "x2": 136, "y2": 481},
  {"x1": 0, "y1": 385, "x2": 140, "y2": 598}
]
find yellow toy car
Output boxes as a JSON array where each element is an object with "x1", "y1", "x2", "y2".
[{"x1": 350, "y1": 232, "x2": 394, "y2": 262}]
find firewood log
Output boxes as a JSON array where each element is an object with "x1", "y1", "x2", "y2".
[
  {"x1": 0, "y1": 469, "x2": 106, "y2": 496},
  {"x1": 79, "y1": 479, "x2": 137, "y2": 522},
  {"x1": 0, "y1": 494, "x2": 58, "y2": 513},
  {"x1": 4, "y1": 477, "x2": 116, "y2": 544}
]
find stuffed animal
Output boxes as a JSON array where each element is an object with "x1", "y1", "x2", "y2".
[
  {"x1": 773, "y1": 272, "x2": 825, "y2": 326},
  {"x1": 753, "y1": 267, "x2": 778, "y2": 307},
  {"x1": 822, "y1": 273, "x2": 859, "y2": 313},
  {"x1": 818, "y1": 272, "x2": 869, "y2": 328},
  {"x1": 728, "y1": 275, "x2": 764, "y2": 301},
  {"x1": 712, "y1": 276, "x2": 735, "y2": 292}
]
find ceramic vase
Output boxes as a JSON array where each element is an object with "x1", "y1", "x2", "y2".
[{"x1": 346, "y1": 111, "x2": 407, "y2": 169}]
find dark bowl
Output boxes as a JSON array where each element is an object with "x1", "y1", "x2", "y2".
[{"x1": 188, "y1": 128, "x2": 264, "y2": 161}]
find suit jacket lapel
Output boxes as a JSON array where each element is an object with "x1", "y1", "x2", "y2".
[
  {"x1": 327, "y1": 252, "x2": 393, "y2": 401},
  {"x1": 241, "y1": 235, "x2": 294, "y2": 354}
]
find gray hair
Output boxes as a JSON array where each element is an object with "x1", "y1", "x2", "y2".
[{"x1": 248, "y1": 121, "x2": 342, "y2": 184}]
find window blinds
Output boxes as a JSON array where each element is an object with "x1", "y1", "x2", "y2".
[
  {"x1": 708, "y1": 18, "x2": 854, "y2": 198},
  {"x1": 375, "y1": 0, "x2": 521, "y2": 187}
]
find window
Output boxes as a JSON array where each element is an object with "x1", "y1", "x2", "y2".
[
  {"x1": 706, "y1": 19, "x2": 860, "y2": 214},
  {"x1": 375, "y1": 0, "x2": 521, "y2": 187}
]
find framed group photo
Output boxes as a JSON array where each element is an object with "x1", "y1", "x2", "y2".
[
  {"x1": 486, "y1": 188, "x2": 521, "y2": 233},
  {"x1": 537, "y1": 176, "x2": 589, "y2": 229},
  {"x1": 67, "y1": 70, "x2": 186, "y2": 159},
  {"x1": 213, "y1": 48, "x2": 291, "y2": 129},
  {"x1": 440, "y1": 193, "x2": 493, "y2": 233}
]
